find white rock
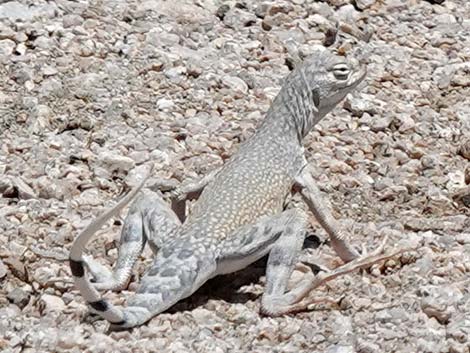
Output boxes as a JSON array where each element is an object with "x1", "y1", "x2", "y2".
[
  {"x1": 146, "y1": 28, "x2": 180, "y2": 47},
  {"x1": 0, "y1": 22, "x2": 15, "y2": 39},
  {"x1": 326, "y1": 345, "x2": 355, "y2": 353},
  {"x1": 42, "y1": 66, "x2": 58, "y2": 77},
  {"x1": 344, "y1": 95, "x2": 376, "y2": 117},
  {"x1": 15, "y1": 43, "x2": 26, "y2": 56},
  {"x1": 222, "y1": 76, "x2": 249, "y2": 94},
  {"x1": 0, "y1": 2, "x2": 35, "y2": 21},
  {"x1": 435, "y1": 13, "x2": 456, "y2": 24},
  {"x1": 308, "y1": 13, "x2": 330, "y2": 27},
  {"x1": 0, "y1": 259, "x2": 6, "y2": 279},
  {"x1": 39, "y1": 294, "x2": 66, "y2": 313},
  {"x1": 157, "y1": 98, "x2": 175, "y2": 110},
  {"x1": 62, "y1": 14, "x2": 83, "y2": 28},
  {"x1": 98, "y1": 152, "x2": 135, "y2": 172},
  {"x1": 0, "y1": 39, "x2": 15, "y2": 56},
  {"x1": 355, "y1": 0, "x2": 376, "y2": 10},
  {"x1": 397, "y1": 115, "x2": 416, "y2": 132},
  {"x1": 164, "y1": 66, "x2": 186, "y2": 80},
  {"x1": 336, "y1": 4, "x2": 359, "y2": 23}
]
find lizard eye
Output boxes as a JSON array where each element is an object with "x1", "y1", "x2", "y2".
[{"x1": 332, "y1": 64, "x2": 351, "y2": 80}]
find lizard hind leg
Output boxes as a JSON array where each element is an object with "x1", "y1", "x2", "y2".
[
  {"x1": 109, "y1": 245, "x2": 217, "y2": 329},
  {"x1": 86, "y1": 189, "x2": 181, "y2": 292}
]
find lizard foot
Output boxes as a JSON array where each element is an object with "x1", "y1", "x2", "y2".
[
  {"x1": 83, "y1": 255, "x2": 130, "y2": 291},
  {"x1": 285, "y1": 238, "x2": 409, "y2": 314},
  {"x1": 261, "y1": 237, "x2": 411, "y2": 316}
]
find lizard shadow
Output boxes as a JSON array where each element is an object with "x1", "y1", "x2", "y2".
[
  {"x1": 167, "y1": 257, "x2": 267, "y2": 314},
  {"x1": 167, "y1": 234, "x2": 322, "y2": 314}
]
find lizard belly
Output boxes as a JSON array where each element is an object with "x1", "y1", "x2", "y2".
[{"x1": 214, "y1": 244, "x2": 273, "y2": 276}]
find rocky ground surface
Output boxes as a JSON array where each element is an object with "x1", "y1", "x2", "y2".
[{"x1": 1, "y1": 0, "x2": 469, "y2": 352}]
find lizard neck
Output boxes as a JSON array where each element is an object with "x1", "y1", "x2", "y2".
[{"x1": 258, "y1": 87, "x2": 320, "y2": 143}]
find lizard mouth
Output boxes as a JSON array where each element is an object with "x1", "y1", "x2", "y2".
[{"x1": 349, "y1": 64, "x2": 367, "y2": 88}]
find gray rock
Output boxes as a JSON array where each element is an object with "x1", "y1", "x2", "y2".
[
  {"x1": 3, "y1": 257, "x2": 28, "y2": 282},
  {"x1": 223, "y1": 8, "x2": 257, "y2": 30},
  {"x1": 433, "y1": 63, "x2": 470, "y2": 89},
  {"x1": 255, "y1": 2, "x2": 271, "y2": 18},
  {"x1": 310, "y1": 2, "x2": 335, "y2": 18},
  {"x1": 344, "y1": 94, "x2": 377, "y2": 117},
  {"x1": 7, "y1": 288, "x2": 30, "y2": 309},
  {"x1": 42, "y1": 66, "x2": 58, "y2": 77},
  {"x1": 128, "y1": 151, "x2": 150, "y2": 164},
  {"x1": 397, "y1": 115, "x2": 416, "y2": 132},
  {"x1": 12, "y1": 67, "x2": 33, "y2": 84},
  {"x1": 419, "y1": 285, "x2": 463, "y2": 324},
  {"x1": 356, "y1": 340, "x2": 381, "y2": 353},
  {"x1": 0, "y1": 176, "x2": 37, "y2": 199},
  {"x1": 62, "y1": 14, "x2": 83, "y2": 28},
  {"x1": 216, "y1": 4, "x2": 230, "y2": 20},
  {"x1": 40, "y1": 78, "x2": 64, "y2": 98},
  {"x1": 370, "y1": 115, "x2": 393, "y2": 132},
  {"x1": 447, "y1": 313, "x2": 470, "y2": 344},
  {"x1": 69, "y1": 73, "x2": 105, "y2": 99}
]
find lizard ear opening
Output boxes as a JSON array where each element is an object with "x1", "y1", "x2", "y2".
[{"x1": 312, "y1": 88, "x2": 320, "y2": 112}]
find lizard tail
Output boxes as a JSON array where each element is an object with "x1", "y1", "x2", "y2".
[{"x1": 69, "y1": 178, "x2": 147, "y2": 326}]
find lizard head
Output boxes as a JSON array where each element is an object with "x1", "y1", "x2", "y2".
[
  {"x1": 301, "y1": 50, "x2": 366, "y2": 119},
  {"x1": 299, "y1": 50, "x2": 367, "y2": 115},
  {"x1": 277, "y1": 50, "x2": 367, "y2": 138}
]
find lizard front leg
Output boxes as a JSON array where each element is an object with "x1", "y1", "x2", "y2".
[
  {"x1": 260, "y1": 210, "x2": 310, "y2": 316},
  {"x1": 258, "y1": 205, "x2": 407, "y2": 316},
  {"x1": 261, "y1": 238, "x2": 406, "y2": 316},
  {"x1": 294, "y1": 167, "x2": 360, "y2": 263},
  {"x1": 214, "y1": 208, "x2": 310, "y2": 315},
  {"x1": 168, "y1": 167, "x2": 222, "y2": 223}
]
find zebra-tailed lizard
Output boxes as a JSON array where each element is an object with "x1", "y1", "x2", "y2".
[{"x1": 70, "y1": 50, "x2": 405, "y2": 328}]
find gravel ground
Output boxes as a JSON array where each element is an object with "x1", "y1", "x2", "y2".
[{"x1": 1, "y1": 0, "x2": 470, "y2": 352}]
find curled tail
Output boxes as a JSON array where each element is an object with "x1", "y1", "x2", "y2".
[
  {"x1": 69, "y1": 175, "x2": 216, "y2": 328},
  {"x1": 69, "y1": 178, "x2": 146, "y2": 326}
]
